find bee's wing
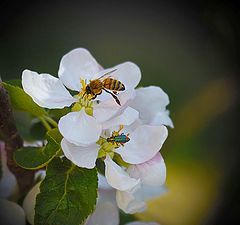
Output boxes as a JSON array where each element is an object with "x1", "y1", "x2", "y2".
[{"x1": 98, "y1": 68, "x2": 117, "y2": 80}]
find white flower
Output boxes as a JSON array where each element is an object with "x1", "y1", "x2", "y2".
[
  {"x1": 60, "y1": 107, "x2": 140, "y2": 168},
  {"x1": 105, "y1": 153, "x2": 167, "y2": 214},
  {"x1": 23, "y1": 182, "x2": 40, "y2": 225},
  {"x1": 130, "y1": 86, "x2": 173, "y2": 128},
  {"x1": 0, "y1": 199, "x2": 26, "y2": 225},
  {"x1": 22, "y1": 48, "x2": 141, "y2": 146},
  {"x1": 0, "y1": 142, "x2": 19, "y2": 201},
  {"x1": 85, "y1": 174, "x2": 160, "y2": 225},
  {"x1": 61, "y1": 107, "x2": 167, "y2": 169}
]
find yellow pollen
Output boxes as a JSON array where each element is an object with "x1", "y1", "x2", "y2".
[{"x1": 71, "y1": 79, "x2": 94, "y2": 116}]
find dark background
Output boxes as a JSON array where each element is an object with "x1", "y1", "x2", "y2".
[{"x1": 0, "y1": 0, "x2": 240, "y2": 225}]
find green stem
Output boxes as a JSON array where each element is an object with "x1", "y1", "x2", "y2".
[
  {"x1": 39, "y1": 117, "x2": 52, "y2": 131},
  {"x1": 43, "y1": 116, "x2": 58, "y2": 128}
]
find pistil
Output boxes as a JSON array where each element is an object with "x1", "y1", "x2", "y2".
[{"x1": 71, "y1": 79, "x2": 94, "y2": 116}]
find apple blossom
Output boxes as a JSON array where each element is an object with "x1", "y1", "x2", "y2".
[
  {"x1": 0, "y1": 142, "x2": 19, "y2": 201},
  {"x1": 22, "y1": 48, "x2": 141, "y2": 146},
  {"x1": 61, "y1": 107, "x2": 168, "y2": 169},
  {"x1": 60, "y1": 107, "x2": 139, "y2": 168}
]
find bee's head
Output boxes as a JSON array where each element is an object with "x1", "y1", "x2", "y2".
[{"x1": 85, "y1": 85, "x2": 92, "y2": 95}]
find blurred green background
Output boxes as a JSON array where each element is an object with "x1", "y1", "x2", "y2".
[{"x1": 0, "y1": 0, "x2": 239, "y2": 224}]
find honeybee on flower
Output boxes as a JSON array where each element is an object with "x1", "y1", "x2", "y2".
[{"x1": 83, "y1": 68, "x2": 125, "y2": 105}]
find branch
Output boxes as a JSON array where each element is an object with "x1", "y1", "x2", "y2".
[{"x1": 0, "y1": 82, "x2": 34, "y2": 195}]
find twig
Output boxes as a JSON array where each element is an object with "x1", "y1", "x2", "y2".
[{"x1": 0, "y1": 82, "x2": 34, "y2": 195}]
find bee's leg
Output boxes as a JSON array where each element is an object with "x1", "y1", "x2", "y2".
[
  {"x1": 103, "y1": 88, "x2": 121, "y2": 105},
  {"x1": 113, "y1": 91, "x2": 119, "y2": 95},
  {"x1": 126, "y1": 133, "x2": 130, "y2": 137},
  {"x1": 91, "y1": 95, "x2": 97, "y2": 100}
]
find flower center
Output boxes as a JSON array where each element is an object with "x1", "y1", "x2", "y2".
[{"x1": 71, "y1": 79, "x2": 94, "y2": 116}]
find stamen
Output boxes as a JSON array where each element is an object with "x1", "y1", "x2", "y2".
[{"x1": 71, "y1": 79, "x2": 94, "y2": 116}]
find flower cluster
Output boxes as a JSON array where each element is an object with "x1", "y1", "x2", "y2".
[{"x1": 22, "y1": 48, "x2": 173, "y2": 215}]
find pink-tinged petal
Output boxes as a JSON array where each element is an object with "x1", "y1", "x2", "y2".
[
  {"x1": 0, "y1": 199, "x2": 26, "y2": 225},
  {"x1": 150, "y1": 110, "x2": 174, "y2": 128},
  {"x1": 22, "y1": 70, "x2": 76, "y2": 109},
  {"x1": 23, "y1": 182, "x2": 41, "y2": 225},
  {"x1": 116, "y1": 190, "x2": 146, "y2": 214},
  {"x1": 115, "y1": 125, "x2": 168, "y2": 164},
  {"x1": 85, "y1": 202, "x2": 119, "y2": 225},
  {"x1": 128, "y1": 153, "x2": 166, "y2": 186},
  {"x1": 61, "y1": 139, "x2": 99, "y2": 169},
  {"x1": 58, "y1": 48, "x2": 101, "y2": 91},
  {"x1": 104, "y1": 155, "x2": 140, "y2": 191},
  {"x1": 126, "y1": 222, "x2": 160, "y2": 225},
  {"x1": 0, "y1": 142, "x2": 19, "y2": 201},
  {"x1": 102, "y1": 107, "x2": 139, "y2": 130},
  {"x1": 130, "y1": 86, "x2": 171, "y2": 125},
  {"x1": 59, "y1": 110, "x2": 102, "y2": 146},
  {"x1": 93, "y1": 90, "x2": 135, "y2": 123},
  {"x1": 127, "y1": 153, "x2": 167, "y2": 200}
]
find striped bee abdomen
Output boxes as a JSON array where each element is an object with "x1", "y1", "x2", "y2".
[{"x1": 103, "y1": 78, "x2": 125, "y2": 91}]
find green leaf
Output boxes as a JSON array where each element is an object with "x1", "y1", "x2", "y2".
[
  {"x1": 30, "y1": 121, "x2": 46, "y2": 140},
  {"x1": 2, "y1": 82, "x2": 46, "y2": 117},
  {"x1": 5, "y1": 79, "x2": 22, "y2": 88},
  {"x1": 14, "y1": 128, "x2": 62, "y2": 169},
  {"x1": 35, "y1": 158, "x2": 98, "y2": 225},
  {"x1": 48, "y1": 108, "x2": 71, "y2": 120}
]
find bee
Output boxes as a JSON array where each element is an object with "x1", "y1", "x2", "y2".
[
  {"x1": 107, "y1": 125, "x2": 130, "y2": 146},
  {"x1": 85, "y1": 69, "x2": 125, "y2": 105}
]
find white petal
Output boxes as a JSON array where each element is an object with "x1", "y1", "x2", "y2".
[
  {"x1": 23, "y1": 182, "x2": 41, "y2": 225},
  {"x1": 104, "y1": 155, "x2": 139, "y2": 191},
  {"x1": 59, "y1": 110, "x2": 102, "y2": 146},
  {"x1": 128, "y1": 153, "x2": 166, "y2": 187},
  {"x1": 61, "y1": 138, "x2": 99, "y2": 169},
  {"x1": 115, "y1": 125, "x2": 168, "y2": 164},
  {"x1": 58, "y1": 48, "x2": 101, "y2": 91},
  {"x1": 34, "y1": 170, "x2": 46, "y2": 181},
  {"x1": 102, "y1": 107, "x2": 139, "y2": 130},
  {"x1": 85, "y1": 202, "x2": 119, "y2": 225},
  {"x1": 130, "y1": 86, "x2": 170, "y2": 125},
  {"x1": 150, "y1": 110, "x2": 174, "y2": 128},
  {"x1": 93, "y1": 90, "x2": 135, "y2": 123},
  {"x1": 0, "y1": 199, "x2": 26, "y2": 225},
  {"x1": 22, "y1": 70, "x2": 76, "y2": 109},
  {"x1": 0, "y1": 142, "x2": 19, "y2": 201},
  {"x1": 111, "y1": 62, "x2": 141, "y2": 90},
  {"x1": 125, "y1": 222, "x2": 160, "y2": 225},
  {"x1": 116, "y1": 190, "x2": 146, "y2": 214},
  {"x1": 98, "y1": 173, "x2": 112, "y2": 190},
  {"x1": 127, "y1": 153, "x2": 167, "y2": 200}
]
